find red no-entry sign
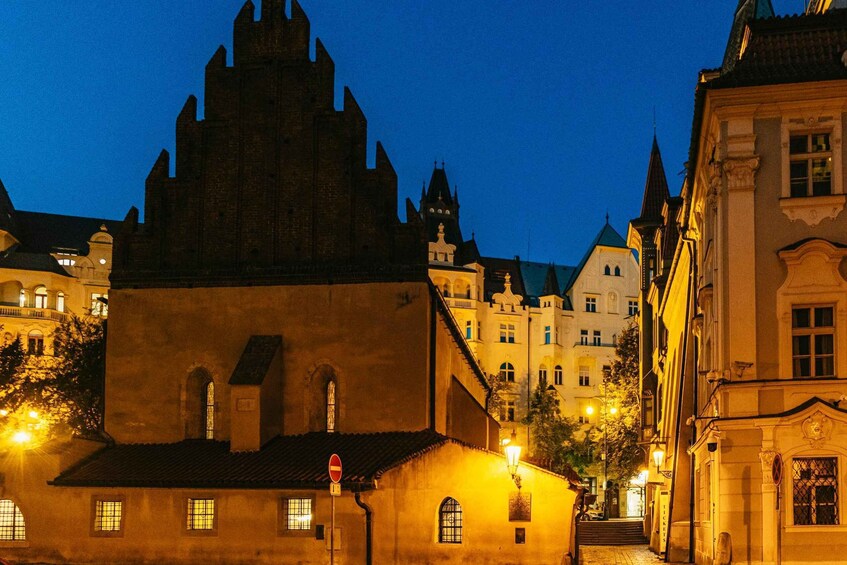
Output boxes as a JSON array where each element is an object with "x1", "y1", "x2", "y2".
[{"x1": 329, "y1": 453, "x2": 343, "y2": 484}]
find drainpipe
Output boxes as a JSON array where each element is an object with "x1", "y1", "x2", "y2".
[
  {"x1": 527, "y1": 314, "x2": 532, "y2": 451},
  {"x1": 429, "y1": 290, "x2": 437, "y2": 431},
  {"x1": 354, "y1": 490, "x2": 373, "y2": 565},
  {"x1": 682, "y1": 233, "x2": 699, "y2": 565}
]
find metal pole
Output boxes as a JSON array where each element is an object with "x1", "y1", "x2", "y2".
[{"x1": 331, "y1": 495, "x2": 335, "y2": 565}]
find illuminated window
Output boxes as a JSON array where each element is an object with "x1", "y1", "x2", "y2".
[
  {"x1": 186, "y1": 498, "x2": 215, "y2": 531},
  {"x1": 284, "y1": 497, "x2": 312, "y2": 531},
  {"x1": 326, "y1": 380, "x2": 336, "y2": 433},
  {"x1": 579, "y1": 366, "x2": 590, "y2": 387},
  {"x1": 34, "y1": 286, "x2": 47, "y2": 309},
  {"x1": 554, "y1": 365, "x2": 563, "y2": 386},
  {"x1": 793, "y1": 457, "x2": 838, "y2": 525},
  {"x1": 792, "y1": 306, "x2": 834, "y2": 378},
  {"x1": 499, "y1": 324, "x2": 515, "y2": 343},
  {"x1": 93, "y1": 499, "x2": 123, "y2": 534},
  {"x1": 27, "y1": 331, "x2": 44, "y2": 356},
  {"x1": 56, "y1": 292, "x2": 65, "y2": 313},
  {"x1": 204, "y1": 382, "x2": 215, "y2": 440},
  {"x1": 18, "y1": 290, "x2": 25, "y2": 308},
  {"x1": 585, "y1": 297, "x2": 597, "y2": 312},
  {"x1": 544, "y1": 326, "x2": 551, "y2": 344},
  {"x1": 790, "y1": 133, "x2": 832, "y2": 197},
  {"x1": 438, "y1": 497, "x2": 462, "y2": 543},
  {"x1": 0, "y1": 500, "x2": 25, "y2": 541},
  {"x1": 90, "y1": 293, "x2": 108, "y2": 317},
  {"x1": 499, "y1": 362, "x2": 515, "y2": 382}
]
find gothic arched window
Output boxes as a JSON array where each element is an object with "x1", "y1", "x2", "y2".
[
  {"x1": 604, "y1": 265, "x2": 611, "y2": 276},
  {"x1": 614, "y1": 265, "x2": 621, "y2": 276},
  {"x1": 204, "y1": 381, "x2": 215, "y2": 440},
  {"x1": 0, "y1": 499, "x2": 26, "y2": 540},
  {"x1": 327, "y1": 380, "x2": 337, "y2": 433},
  {"x1": 438, "y1": 497, "x2": 462, "y2": 543}
]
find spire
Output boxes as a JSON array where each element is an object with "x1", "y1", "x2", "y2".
[
  {"x1": 639, "y1": 135, "x2": 670, "y2": 222},
  {"x1": 722, "y1": 0, "x2": 775, "y2": 71},
  {"x1": 541, "y1": 264, "x2": 560, "y2": 296},
  {"x1": 424, "y1": 164, "x2": 453, "y2": 205}
]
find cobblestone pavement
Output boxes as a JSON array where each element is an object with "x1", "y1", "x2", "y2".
[{"x1": 580, "y1": 545, "x2": 669, "y2": 565}]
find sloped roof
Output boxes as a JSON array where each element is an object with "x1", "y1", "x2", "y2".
[
  {"x1": 638, "y1": 136, "x2": 671, "y2": 223},
  {"x1": 566, "y1": 222, "x2": 629, "y2": 292},
  {"x1": 713, "y1": 9, "x2": 847, "y2": 88},
  {"x1": 0, "y1": 250, "x2": 71, "y2": 277},
  {"x1": 425, "y1": 166, "x2": 454, "y2": 206},
  {"x1": 229, "y1": 335, "x2": 282, "y2": 386},
  {"x1": 52, "y1": 431, "x2": 450, "y2": 489},
  {"x1": 722, "y1": 0, "x2": 776, "y2": 71},
  {"x1": 518, "y1": 261, "x2": 574, "y2": 298},
  {"x1": 0, "y1": 180, "x2": 18, "y2": 236},
  {"x1": 479, "y1": 256, "x2": 527, "y2": 301},
  {"x1": 15, "y1": 211, "x2": 121, "y2": 255}
]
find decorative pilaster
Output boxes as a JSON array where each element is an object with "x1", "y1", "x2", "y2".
[{"x1": 723, "y1": 156, "x2": 760, "y2": 192}]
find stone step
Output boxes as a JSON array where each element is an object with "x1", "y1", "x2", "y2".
[{"x1": 577, "y1": 519, "x2": 647, "y2": 546}]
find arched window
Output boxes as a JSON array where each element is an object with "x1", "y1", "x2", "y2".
[
  {"x1": 614, "y1": 265, "x2": 621, "y2": 276},
  {"x1": 34, "y1": 286, "x2": 47, "y2": 309},
  {"x1": 204, "y1": 381, "x2": 215, "y2": 440},
  {"x1": 438, "y1": 497, "x2": 462, "y2": 543},
  {"x1": 0, "y1": 499, "x2": 26, "y2": 540},
  {"x1": 442, "y1": 283, "x2": 451, "y2": 297},
  {"x1": 327, "y1": 380, "x2": 337, "y2": 433},
  {"x1": 499, "y1": 362, "x2": 515, "y2": 382},
  {"x1": 56, "y1": 291, "x2": 65, "y2": 313},
  {"x1": 554, "y1": 365, "x2": 563, "y2": 385},
  {"x1": 27, "y1": 331, "x2": 44, "y2": 356},
  {"x1": 604, "y1": 265, "x2": 611, "y2": 276}
]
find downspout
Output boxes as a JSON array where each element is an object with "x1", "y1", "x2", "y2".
[
  {"x1": 527, "y1": 314, "x2": 532, "y2": 451},
  {"x1": 682, "y1": 233, "x2": 699, "y2": 565},
  {"x1": 354, "y1": 490, "x2": 373, "y2": 565},
  {"x1": 665, "y1": 242, "x2": 694, "y2": 562},
  {"x1": 429, "y1": 291, "x2": 437, "y2": 431}
]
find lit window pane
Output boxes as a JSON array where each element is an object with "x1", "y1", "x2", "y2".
[
  {"x1": 95, "y1": 500, "x2": 122, "y2": 532},
  {"x1": 187, "y1": 498, "x2": 215, "y2": 530},
  {"x1": 286, "y1": 498, "x2": 312, "y2": 530},
  {"x1": 0, "y1": 499, "x2": 25, "y2": 541}
]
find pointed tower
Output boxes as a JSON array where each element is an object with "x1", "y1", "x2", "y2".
[
  {"x1": 418, "y1": 163, "x2": 469, "y2": 264},
  {"x1": 722, "y1": 0, "x2": 775, "y2": 71}
]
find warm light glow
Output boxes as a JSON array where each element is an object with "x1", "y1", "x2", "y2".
[
  {"x1": 296, "y1": 514, "x2": 312, "y2": 522},
  {"x1": 11, "y1": 431, "x2": 31, "y2": 444},
  {"x1": 28, "y1": 410, "x2": 38, "y2": 419},
  {"x1": 609, "y1": 406, "x2": 618, "y2": 415},
  {"x1": 585, "y1": 405, "x2": 595, "y2": 416},
  {"x1": 0, "y1": 410, "x2": 7, "y2": 417},
  {"x1": 653, "y1": 447, "x2": 665, "y2": 470},
  {"x1": 505, "y1": 430, "x2": 521, "y2": 477}
]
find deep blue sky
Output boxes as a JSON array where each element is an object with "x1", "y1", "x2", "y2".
[{"x1": 0, "y1": 1, "x2": 804, "y2": 265}]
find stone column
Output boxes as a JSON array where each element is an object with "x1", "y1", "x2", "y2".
[{"x1": 758, "y1": 447, "x2": 779, "y2": 565}]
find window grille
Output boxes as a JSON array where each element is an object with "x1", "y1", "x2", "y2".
[
  {"x1": 94, "y1": 500, "x2": 122, "y2": 532},
  {"x1": 439, "y1": 497, "x2": 463, "y2": 543},
  {"x1": 793, "y1": 457, "x2": 838, "y2": 525},
  {"x1": 285, "y1": 498, "x2": 312, "y2": 530},
  {"x1": 204, "y1": 382, "x2": 215, "y2": 440},
  {"x1": 0, "y1": 500, "x2": 25, "y2": 541},
  {"x1": 186, "y1": 498, "x2": 215, "y2": 530}
]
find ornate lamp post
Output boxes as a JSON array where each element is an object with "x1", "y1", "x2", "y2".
[{"x1": 505, "y1": 429, "x2": 522, "y2": 489}]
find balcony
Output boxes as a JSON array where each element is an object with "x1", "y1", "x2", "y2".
[
  {"x1": 574, "y1": 341, "x2": 616, "y2": 348},
  {"x1": 445, "y1": 298, "x2": 474, "y2": 309},
  {"x1": 0, "y1": 306, "x2": 68, "y2": 323}
]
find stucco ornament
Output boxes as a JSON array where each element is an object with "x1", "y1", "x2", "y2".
[
  {"x1": 492, "y1": 273, "x2": 523, "y2": 310},
  {"x1": 723, "y1": 156, "x2": 760, "y2": 191},
  {"x1": 758, "y1": 449, "x2": 778, "y2": 484},
  {"x1": 801, "y1": 411, "x2": 833, "y2": 447}
]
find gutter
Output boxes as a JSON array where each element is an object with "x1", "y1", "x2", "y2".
[{"x1": 354, "y1": 490, "x2": 373, "y2": 565}]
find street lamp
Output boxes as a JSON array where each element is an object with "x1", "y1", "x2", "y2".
[
  {"x1": 505, "y1": 430, "x2": 522, "y2": 489},
  {"x1": 651, "y1": 441, "x2": 672, "y2": 479}
]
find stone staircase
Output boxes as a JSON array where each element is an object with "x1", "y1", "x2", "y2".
[{"x1": 577, "y1": 518, "x2": 647, "y2": 546}]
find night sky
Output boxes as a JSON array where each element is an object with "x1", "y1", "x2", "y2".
[{"x1": 0, "y1": 1, "x2": 804, "y2": 265}]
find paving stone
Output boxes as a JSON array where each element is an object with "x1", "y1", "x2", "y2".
[{"x1": 579, "y1": 544, "x2": 689, "y2": 565}]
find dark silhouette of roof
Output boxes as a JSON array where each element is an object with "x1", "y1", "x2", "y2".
[
  {"x1": 0, "y1": 180, "x2": 18, "y2": 237},
  {"x1": 541, "y1": 265, "x2": 560, "y2": 296},
  {"x1": 14, "y1": 211, "x2": 121, "y2": 255},
  {"x1": 425, "y1": 166, "x2": 453, "y2": 206},
  {"x1": 638, "y1": 136, "x2": 671, "y2": 223},
  {"x1": 0, "y1": 250, "x2": 71, "y2": 277},
  {"x1": 51, "y1": 431, "x2": 453, "y2": 489},
  {"x1": 722, "y1": 0, "x2": 775, "y2": 71},
  {"x1": 229, "y1": 336, "x2": 282, "y2": 386}
]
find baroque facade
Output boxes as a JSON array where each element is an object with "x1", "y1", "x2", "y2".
[
  {"x1": 0, "y1": 2, "x2": 579, "y2": 564},
  {"x1": 419, "y1": 165, "x2": 640, "y2": 491},
  {"x1": 630, "y1": 1, "x2": 847, "y2": 563}
]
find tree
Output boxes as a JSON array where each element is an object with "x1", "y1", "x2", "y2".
[
  {"x1": 0, "y1": 315, "x2": 106, "y2": 440},
  {"x1": 590, "y1": 321, "x2": 642, "y2": 484},
  {"x1": 523, "y1": 374, "x2": 593, "y2": 476},
  {"x1": 486, "y1": 370, "x2": 510, "y2": 418}
]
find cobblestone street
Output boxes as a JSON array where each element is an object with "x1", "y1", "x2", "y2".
[{"x1": 580, "y1": 545, "x2": 666, "y2": 565}]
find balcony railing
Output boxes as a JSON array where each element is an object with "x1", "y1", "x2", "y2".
[
  {"x1": 445, "y1": 298, "x2": 474, "y2": 309},
  {"x1": 0, "y1": 306, "x2": 68, "y2": 323},
  {"x1": 574, "y1": 341, "x2": 617, "y2": 348}
]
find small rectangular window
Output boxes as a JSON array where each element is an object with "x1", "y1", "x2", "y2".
[
  {"x1": 628, "y1": 300, "x2": 638, "y2": 316},
  {"x1": 285, "y1": 498, "x2": 312, "y2": 530},
  {"x1": 465, "y1": 321, "x2": 472, "y2": 340},
  {"x1": 93, "y1": 499, "x2": 123, "y2": 535},
  {"x1": 544, "y1": 326, "x2": 551, "y2": 344},
  {"x1": 593, "y1": 331, "x2": 601, "y2": 346},
  {"x1": 585, "y1": 297, "x2": 597, "y2": 313},
  {"x1": 500, "y1": 400, "x2": 516, "y2": 422},
  {"x1": 477, "y1": 321, "x2": 482, "y2": 341},
  {"x1": 186, "y1": 498, "x2": 215, "y2": 531},
  {"x1": 792, "y1": 305, "x2": 834, "y2": 378},
  {"x1": 793, "y1": 457, "x2": 838, "y2": 525},
  {"x1": 789, "y1": 133, "x2": 832, "y2": 197},
  {"x1": 579, "y1": 366, "x2": 590, "y2": 387},
  {"x1": 580, "y1": 330, "x2": 588, "y2": 345},
  {"x1": 554, "y1": 367, "x2": 563, "y2": 386}
]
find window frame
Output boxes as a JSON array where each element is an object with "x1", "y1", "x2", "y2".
[
  {"x1": 788, "y1": 132, "x2": 833, "y2": 198},
  {"x1": 499, "y1": 362, "x2": 516, "y2": 383},
  {"x1": 789, "y1": 455, "x2": 840, "y2": 527},
  {"x1": 628, "y1": 300, "x2": 638, "y2": 317},
  {"x1": 184, "y1": 496, "x2": 217, "y2": 536},
  {"x1": 585, "y1": 296, "x2": 597, "y2": 313},
  {"x1": 27, "y1": 331, "x2": 44, "y2": 356},
  {"x1": 278, "y1": 494, "x2": 316, "y2": 537},
  {"x1": 204, "y1": 381, "x2": 215, "y2": 440},
  {"x1": 553, "y1": 365, "x2": 563, "y2": 386},
  {"x1": 791, "y1": 304, "x2": 835, "y2": 379},
  {"x1": 593, "y1": 330, "x2": 602, "y2": 346},
  {"x1": 438, "y1": 497, "x2": 463, "y2": 544},
  {"x1": 90, "y1": 495, "x2": 125, "y2": 538},
  {"x1": 499, "y1": 323, "x2": 516, "y2": 344},
  {"x1": 578, "y1": 366, "x2": 591, "y2": 387},
  {"x1": 0, "y1": 499, "x2": 26, "y2": 544},
  {"x1": 544, "y1": 326, "x2": 551, "y2": 345}
]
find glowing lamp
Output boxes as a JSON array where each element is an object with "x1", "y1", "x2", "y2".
[
  {"x1": 0, "y1": 410, "x2": 7, "y2": 417},
  {"x1": 505, "y1": 430, "x2": 521, "y2": 478},
  {"x1": 28, "y1": 410, "x2": 38, "y2": 419},
  {"x1": 585, "y1": 405, "x2": 595, "y2": 416},
  {"x1": 652, "y1": 447, "x2": 665, "y2": 470},
  {"x1": 609, "y1": 406, "x2": 618, "y2": 415},
  {"x1": 12, "y1": 431, "x2": 31, "y2": 445}
]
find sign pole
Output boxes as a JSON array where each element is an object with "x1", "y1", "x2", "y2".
[
  {"x1": 328, "y1": 453, "x2": 342, "y2": 565},
  {"x1": 331, "y1": 495, "x2": 335, "y2": 565}
]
